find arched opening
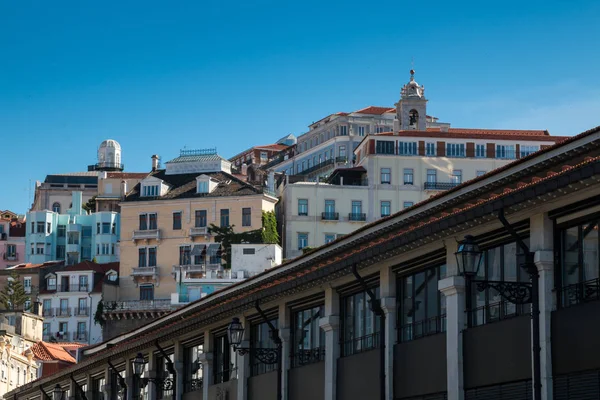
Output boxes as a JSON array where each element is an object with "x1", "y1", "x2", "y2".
[
  {"x1": 409, "y1": 109, "x2": 419, "y2": 128},
  {"x1": 52, "y1": 202, "x2": 61, "y2": 214}
]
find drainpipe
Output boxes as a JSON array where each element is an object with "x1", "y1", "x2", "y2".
[
  {"x1": 352, "y1": 264, "x2": 385, "y2": 400},
  {"x1": 88, "y1": 293, "x2": 93, "y2": 345}
]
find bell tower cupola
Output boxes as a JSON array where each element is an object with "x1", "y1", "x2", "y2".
[{"x1": 394, "y1": 69, "x2": 428, "y2": 132}]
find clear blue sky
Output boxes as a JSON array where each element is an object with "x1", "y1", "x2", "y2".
[{"x1": 1, "y1": 0, "x2": 599, "y2": 213}]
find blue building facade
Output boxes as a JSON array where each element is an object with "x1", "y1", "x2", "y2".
[{"x1": 26, "y1": 191, "x2": 120, "y2": 265}]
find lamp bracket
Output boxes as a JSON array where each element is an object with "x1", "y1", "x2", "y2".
[
  {"x1": 233, "y1": 345, "x2": 279, "y2": 364},
  {"x1": 142, "y1": 376, "x2": 174, "y2": 391},
  {"x1": 473, "y1": 279, "x2": 533, "y2": 305}
]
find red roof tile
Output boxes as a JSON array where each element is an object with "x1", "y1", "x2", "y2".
[
  {"x1": 61, "y1": 261, "x2": 119, "y2": 274},
  {"x1": 370, "y1": 129, "x2": 566, "y2": 142},
  {"x1": 353, "y1": 106, "x2": 395, "y2": 115},
  {"x1": 31, "y1": 342, "x2": 78, "y2": 363},
  {"x1": 106, "y1": 172, "x2": 149, "y2": 179}
]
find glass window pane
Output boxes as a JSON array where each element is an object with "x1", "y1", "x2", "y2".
[
  {"x1": 562, "y1": 226, "x2": 580, "y2": 286},
  {"x1": 583, "y1": 222, "x2": 599, "y2": 281}
]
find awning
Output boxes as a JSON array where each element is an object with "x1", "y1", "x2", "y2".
[
  {"x1": 191, "y1": 244, "x2": 206, "y2": 256},
  {"x1": 207, "y1": 243, "x2": 221, "y2": 255}
]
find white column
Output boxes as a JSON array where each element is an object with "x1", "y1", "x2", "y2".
[
  {"x1": 200, "y1": 330, "x2": 213, "y2": 400},
  {"x1": 319, "y1": 286, "x2": 340, "y2": 400},
  {"x1": 173, "y1": 340, "x2": 184, "y2": 400},
  {"x1": 530, "y1": 213, "x2": 554, "y2": 400},
  {"x1": 380, "y1": 266, "x2": 397, "y2": 400},
  {"x1": 279, "y1": 304, "x2": 291, "y2": 400}
]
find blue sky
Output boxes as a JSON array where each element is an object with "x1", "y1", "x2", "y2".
[{"x1": 1, "y1": 0, "x2": 599, "y2": 213}]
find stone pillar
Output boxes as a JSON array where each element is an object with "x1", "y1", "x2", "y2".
[
  {"x1": 85, "y1": 374, "x2": 93, "y2": 400},
  {"x1": 380, "y1": 266, "x2": 397, "y2": 400},
  {"x1": 279, "y1": 304, "x2": 291, "y2": 400},
  {"x1": 530, "y1": 212, "x2": 555, "y2": 400},
  {"x1": 68, "y1": 376, "x2": 78, "y2": 400},
  {"x1": 200, "y1": 330, "x2": 213, "y2": 400},
  {"x1": 440, "y1": 240, "x2": 466, "y2": 400},
  {"x1": 236, "y1": 316, "x2": 250, "y2": 400},
  {"x1": 173, "y1": 340, "x2": 184, "y2": 400},
  {"x1": 319, "y1": 286, "x2": 340, "y2": 400},
  {"x1": 147, "y1": 351, "x2": 157, "y2": 400},
  {"x1": 125, "y1": 355, "x2": 134, "y2": 400},
  {"x1": 102, "y1": 366, "x2": 111, "y2": 400}
]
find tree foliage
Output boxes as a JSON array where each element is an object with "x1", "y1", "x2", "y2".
[
  {"x1": 261, "y1": 211, "x2": 279, "y2": 244},
  {"x1": 82, "y1": 196, "x2": 97, "y2": 213},
  {"x1": 0, "y1": 273, "x2": 30, "y2": 311}
]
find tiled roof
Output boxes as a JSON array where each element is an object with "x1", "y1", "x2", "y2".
[
  {"x1": 61, "y1": 261, "x2": 119, "y2": 273},
  {"x1": 124, "y1": 170, "x2": 263, "y2": 202},
  {"x1": 254, "y1": 144, "x2": 290, "y2": 151},
  {"x1": 106, "y1": 172, "x2": 149, "y2": 179},
  {"x1": 369, "y1": 129, "x2": 566, "y2": 142},
  {"x1": 8, "y1": 260, "x2": 64, "y2": 270},
  {"x1": 31, "y1": 342, "x2": 78, "y2": 363},
  {"x1": 353, "y1": 106, "x2": 395, "y2": 115},
  {"x1": 165, "y1": 154, "x2": 225, "y2": 164}
]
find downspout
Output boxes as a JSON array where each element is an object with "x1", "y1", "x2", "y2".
[{"x1": 351, "y1": 264, "x2": 385, "y2": 400}]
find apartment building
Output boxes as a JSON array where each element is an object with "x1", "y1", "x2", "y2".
[
  {"x1": 118, "y1": 148, "x2": 278, "y2": 308},
  {"x1": 26, "y1": 191, "x2": 120, "y2": 265},
  {"x1": 13, "y1": 124, "x2": 600, "y2": 400},
  {"x1": 279, "y1": 71, "x2": 566, "y2": 258},
  {"x1": 95, "y1": 171, "x2": 149, "y2": 213},
  {"x1": 0, "y1": 261, "x2": 65, "y2": 311},
  {"x1": 38, "y1": 261, "x2": 118, "y2": 345},
  {"x1": 0, "y1": 211, "x2": 26, "y2": 269}
]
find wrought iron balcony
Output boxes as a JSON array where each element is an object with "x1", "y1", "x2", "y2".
[
  {"x1": 2, "y1": 252, "x2": 18, "y2": 261},
  {"x1": 42, "y1": 308, "x2": 54, "y2": 317},
  {"x1": 132, "y1": 229, "x2": 161, "y2": 242},
  {"x1": 55, "y1": 307, "x2": 72, "y2": 317},
  {"x1": 74, "y1": 331, "x2": 88, "y2": 342},
  {"x1": 335, "y1": 156, "x2": 348, "y2": 163},
  {"x1": 297, "y1": 159, "x2": 334, "y2": 176},
  {"x1": 424, "y1": 181, "x2": 461, "y2": 191},
  {"x1": 75, "y1": 307, "x2": 89, "y2": 316},
  {"x1": 103, "y1": 299, "x2": 172, "y2": 312},
  {"x1": 321, "y1": 212, "x2": 339, "y2": 221},
  {"x1": 348, "y1": 213, "x2": 366, "y2": 222}
]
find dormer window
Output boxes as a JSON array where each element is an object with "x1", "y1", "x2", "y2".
[
  {"x1": 142, "y1": 185, "x2": 159, "y2": 197},
  {"x1": 198, "y1": 181, "x2": 209, "y2": 193},
  {"x1": 47, "y1": 276, "x2": 56, "y2": 290},
  {"x1": 196, "y1": 175, "x2": 218, "y2": 194},
  {"x1": 140, "y1": 177, "x2": 169, "y2": 197}
]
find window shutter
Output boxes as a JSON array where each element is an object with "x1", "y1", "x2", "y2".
[
  {"x1": 369, "y1": 140, "x2": 375, "y2": 154},
  {"x1": 486, "y1": 143, "x2": 495, "y2": 158},
  {"x1": 437, "y1": 141, "x2": 445, "y2": 156},
  {"x1": 418, "y1": 141, "x2": 425, "y2": 156},
  {"x1": 466, "y1": 142, "x2": 475, "y2": 158}
]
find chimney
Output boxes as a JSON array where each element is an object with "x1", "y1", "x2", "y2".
[
  {"x1": 241, "y1": 163, "x2": 248, "y2": 176},
  {"x1": 151, "y1": 155, "x2": 160, "y2": 171},
  {"x1": 121, "y1": 180, "x2": 128, "y2": 198},
  {"x1": 393, "y1": 117, "x2": 400, "y2": 135}
]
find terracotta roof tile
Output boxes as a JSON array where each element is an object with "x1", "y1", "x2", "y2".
[
  {"x1": 61, "y1": 261, "x2": 119, "y2": 273},
  {"x1": 369, "y1": 129, "x2": 566, "y2": 142},
  {"x1": 106, "y1": 172, "x2": 149, "y2": 179},
  {"x1": 353, "y1": 106, "x2": 395, "y2": 115},
  {"x1": 31, "y1": 342, "x2": 77, "y2": 363}
]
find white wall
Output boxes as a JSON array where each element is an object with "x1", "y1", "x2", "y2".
[{"x1": 230, "y1": 244, "x2": 282, "y2": 277}]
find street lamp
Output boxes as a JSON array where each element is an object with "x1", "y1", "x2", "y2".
[
  {"x1": 131, "y1": 353, "x2": 175, "y2": 395},
  {"x1": 52, "y1": 384, "x2": 64, "y2": 400},
  {"x1": 455, "y1": 235, "x2": 483, "y2": 277}
]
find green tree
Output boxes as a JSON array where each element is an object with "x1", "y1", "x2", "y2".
[
  {"x1": 82, "y1": 196, "x2": 97, "y2": 213},
  {"x1": 261, "y1": 211, "x2": 279, "y2": 244},
  {"x1": 0, "y1": 273, "x2": 30, "y2": 311}
]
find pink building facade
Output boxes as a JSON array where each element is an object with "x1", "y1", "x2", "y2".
[{"x1": 0, "y1": 210, "x2": 26, "y2": 269}]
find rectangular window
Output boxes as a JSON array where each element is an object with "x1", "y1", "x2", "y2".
[
  {"x1": 197, "y1": 181, "x2": 209, "y2": 193},
  {"x1": 470, "y1": 240, "x2": 531, "y2": 326},
  {"x1": 57, "y1": 225, "x2": 66, "y2": 238},
  {"x1": 298, "y1": 233, "x2": 308, "y2": 250},
  {"x1": 251, "y1": 319, "x2": 279, "y2": 375},
  {"x1": 184, "y1": 344, "x2": 204, "y2": 393},
  {"x1": 357, "y1": 126, "x2": 366, "y2": 136},
  {"x1": 43, "y1": 300, "x2": 52, "y2": 316},
  {"x1": 78, "y1": 298, "x2": 87, "y2": 314},
  {"x1": 452, "y1": 170, "x2": 463, "y2": 184},
  {"x1": 496, "y1": 144, "x2": 516, "y2": 159},
  {"x1": 560, "y1": 219, "x2": 599, "y2": 307},
  {"x1": 242, "y1": 208, "x2": 252, "y2": 227},
  {"x1": 446, "y1": 143, "x2": 466, "y2": 158},
  {"x1": 140, "y1": 285, "x2": 154, "y2": 301},
  {"x1": 351, "y1": 200, "x2": 362, "y2": 214},
  {"x1": 380, "y1": 201, "x2": 391, "y2": 217},
  {"x1": 403, "y1": 168, "x2": 414, "y2": 185},
  {"x1": 36, "y1": 222, "x2": 45, "y2": 233},
  {"x1": 427, "y1": 169, "x2": 437, "y2": 183},
  {"x1": 399, "y1": 264, "x2": 447, "y2": 342},
  {"x1": 57, "y1": 245, "x2": 65, "y2": 259},
  {"x1": 47, "y1": 277, "x2": 56, "y2": 289},
  {"x1": 475, "y1": 144, "x2": 486, "y2": 158},
  {"x1": 173, "y1": 212, "x2": 182, "y2": 230},
  {"x1": 375, "y1": 141, "x2": 394, "y2": 155},
  {"x1": 6, "y1": 244, "x2": 16, "y2": 258},
  {"x1": 102, "y1": 222, "x2": 110, "y2": 234},
  {"x1": 298, "y1": 199, "x2": 308, "y2": 216},
  {"x1": 60, "y1": 299, "x2": 69, "y2": 315},
  {"x1": 398, "y1": 142, "x2": 417, "y2": 156},
  {"x1": 148, "y1": 247, "x2": 157, "y2": 267},
  {"x1": 242, "y1": 248, "x2": 255, "y2": 255},
  {"x1": 425, "y1": 142, "x2": 436, "y2": 156},
  {"x1": 96, "y1": 223, "x2": 101, "y2": 234},
  {"x1": 139, "y1": 214, "x2": 148, "y2": 230},
  {"x1": 179, "y1": 245, "x2": 191, "y2": 265},
  {"x1": 323, "y1": 199, "x2": 336, "y2": 220},
  {"x1": 77, "y1": 322, "x2": 86, "y2": 340},
  {"x1": 380, "y1": 168, "x2": 391, "y2": 184},
  {"x1": 43, "y1": 322, "x2": 50, "y2": 337},
  {"x1": 340, "y1": 125, "x2": 348, "y2": 136},
  {"x1": 341, "y1": 287, "x2": 381, "y2": 357},
  {"x1": 36, "y1": 243, "x2": 44, "y2": 254},
  {"x1": 79, "y1": 275, "x2": 88, "y2": 291},
  {"x1": 324, "y1": 234, "x2": 336, "y2": 244},
  {"x1": 138, "y1": 248, "x2": 147, "y2": 267},
  {"x1": 195, "y1": 210, "x2": 207, "y2": 228},
  {"x1": 403, "y1": 201, "x2": 414, "y2": 209},
  {"x1": 220, "y1": 209, "x2": 230, "y2": 227},
  {"x1": 148, "y1": 213, "x2": 157, "y2": 230},
  {"x1": 339, "y1": 146, "x2": 347, "y2": 159},
  {"x1": 213, "y1": 334, "x2": 232, "y2": 384},
  {"x1": 520, "y1": 145, "x2": 539, "y2": 158},
  {"x1": 47, "y1": 222, "x2": 51, "y2": 234},
  {"x1": 112, "y1": 223, "x2": 116, "y2": 234}
]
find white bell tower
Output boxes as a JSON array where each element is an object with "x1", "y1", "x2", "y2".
[
  {"x1": 395, "y1": 70, "x2": 428, "y2": 132},
  {"x1": 96, "y1": 139, "x2": 124, "y2": 171}
]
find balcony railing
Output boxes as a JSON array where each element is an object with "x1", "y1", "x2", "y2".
[
  {"x1": 75, "y1": 307, "x2": 89, "y2": 316},
  {"x1": 291, "y1": 347, "x2": 325, "y2": 368},
  {"x1": 298, "y1": 159, "x2": 334, "y2": 176},
  {"x1": 424, "y1": 181, "x2": 461, "y2": 191},
  {"x1": 132, "y1": 266, "x2": 159, "y2": 277},
  {"x1": 132, "y1": 229, "x2": 161, "y2": 241},
  {"x1": 560, "y1": 278, "x2": 600, "y2": 308},
  {"x1": 2, "y1": 252, "x2": 17, "y2": 261},
  {"x1": 189, "y1": 227, "x2": 208, "y2": 237},
  {"x1": 469, "y1": 300, "x2": 529, "y2": 327},
  {"x1": 399, "y1": 314, "x2": 446, "y2": 342},
  {"x1": 56, "y1": 284, "x2": 89, "y2": 292},
  {"x1": 321, "y1": 212, "x2": 339, "y2": 221},
  {"x1": 335, "y1": 156, "x2": 348, "y2": 163},
  {"x1": 42, "y1": 308, "x2": 54, "y2": 317},
  {"x1": 74, "y1": 332, "x2": 88, "y2": 342},
  {"x1": 88, "y1": 162, "x2": 125, "y2": 171},
  {"x1": 55, "y1": 307, "x2": 72, "y2": 317},
  {"x1": 341, "y1": 332, "x2": 380, "y2": 357},
  {"x1": 54, "y1": 332, "x2": 71, "y2": 341},
  {"x1": 348, "y1": 213, "x2": 366, "y2": 222},
  {"x1": 103, "y1": 299, "x2": 172, "y2": 312}
]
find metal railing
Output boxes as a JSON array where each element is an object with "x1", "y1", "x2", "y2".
[
  {"x1": 399, "y1": 314, "x2": 446, "y2": 342},
  {"x1": 75, "y1": 307, "x2": 89, "y2": 316},
  {"x1": 132, "y1": 266, "x2": 158, "y2": 276},
  {"x1": 42, "y1": 308, "x2": 54, "y2": 317},
  {"x1": 55, "y1": 332, "x2": 71, "y2": 341},
  {"x1": 56, "y1": 284, "x2": 89, "y2": 292},
  {"x1": 55, "y1": 307, "x2": 72, "y2": 317},
  {"x1": 469, "y1": 300, "x2": 529, "y2": 327},
  {"x1": 297, "y1": 159, "x2": 334, "y2": 176},
  {"x1": 184, "y1": 378, "x2": 203, "y2": 393},
  {"x1": 103, "y1": 299, "x2": 172, "y2": 312},
  {"x1": 2, "y1": 252, "x2": 18, "y2": 261},
  {"x1": 321, "y1": 212, "x2": 339, "y2": 221},
  {"x1": 424, "y1": 182, "x2": 461, "y2": 190},
  {"x1": 560, "y1": 278, "x2": 600, "y2": 308},
  {"x1": 335, "y1": 156, "x2": 348, "y2": 163},
  {"x1": 348, "y1": 213, "x2": 366, "y2": 221},
  {"x1": 341, "y1": 332, "x2": 380, "y2": 357},
  {"x1": 74, "y1": 332, "x2": 88, "y2": 342},
  {"x1": 89, "y1": 162, "x2": 125, "y2": 170},
  {"x1": 291, "y1": 347, "x2": 325, "y2": 368}
]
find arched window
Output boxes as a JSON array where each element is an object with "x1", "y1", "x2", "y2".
[
  {"x1": 409, "y1": 109, "x2": 419, "y2": 127},
  {"x1": 52, "y1": 202, "x2": 61, "y2": 213}
]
